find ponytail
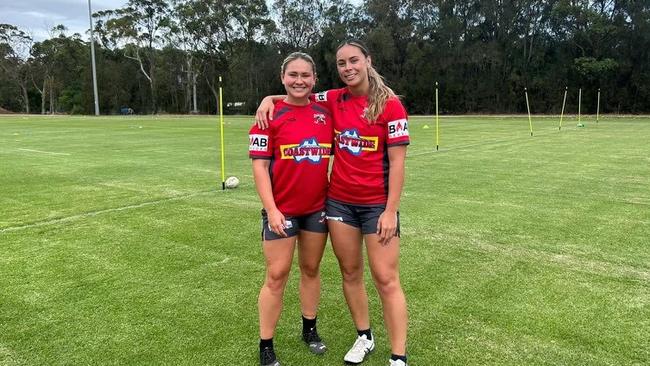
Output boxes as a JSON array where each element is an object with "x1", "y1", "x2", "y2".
[{"x1": 365, "y1": 65, "x2": 395, "y2": 123}]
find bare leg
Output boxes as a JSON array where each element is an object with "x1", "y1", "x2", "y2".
[
  {"x1": 365, "y1": 234, "x2": 407, "y2": 355},
  {"x1": 258, "y1": 237, "x2": 296, "y2": 339},
  {"x1": 297, "y1": 230, "x2": 328, "y2": 319},
  {"x1": 329, "y1": 221, "x2": 369, "y2": 330}
]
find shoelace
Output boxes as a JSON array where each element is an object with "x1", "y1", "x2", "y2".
[
  {"x1": 304, "y1": 328, "x2": 321, "y2": 343},
  {"x1": 260, "y1": 347, "x2": 276, "y2": 363},
  {"x1": 350, "y1": 336, "x2": 369, "y2": 353}
]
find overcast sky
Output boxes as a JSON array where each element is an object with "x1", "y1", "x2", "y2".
[
  {"x1": 1, "y1": 1, "x2": 363, "y2": 42},
  {"x1": 0, "y1": 0, "x2": 127, "y2": 41}
]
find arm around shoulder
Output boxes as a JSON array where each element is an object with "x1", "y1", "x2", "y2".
[{"x1": 255, "y1": 95, "x2": 286, "y2": 129}]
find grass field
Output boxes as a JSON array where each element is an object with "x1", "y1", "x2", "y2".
[{"x1": 1, "y1": 114, "x2": 649, "y2": 366}]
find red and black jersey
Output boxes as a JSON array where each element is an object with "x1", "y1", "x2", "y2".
[
  {"x1": 249, "y1": 100, "x2": 333, "y2": 216},
  {"x1": 313, "y1": 88, "x2": 409, "y2": 205}
]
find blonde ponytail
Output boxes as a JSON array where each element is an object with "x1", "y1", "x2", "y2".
[{"x1": 365, "y1": 64, "x2": 395, "y2": 123}]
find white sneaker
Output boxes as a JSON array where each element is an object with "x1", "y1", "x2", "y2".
[
  {"x1": 389, "y1": 359, "x2": 408, "y2": 366},
  {"x1": 343, "y1": 334, "x2": 375, "y2": 364}
]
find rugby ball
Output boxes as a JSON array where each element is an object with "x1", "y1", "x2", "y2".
[{"x1": 225, "y1": 176, "x2": 240, "y2": 189}]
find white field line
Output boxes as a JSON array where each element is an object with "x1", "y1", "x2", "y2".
[
  {"x1": 0, "y1": 190, "x2": 220, "y2": 234},
  {"x1": 97, "y1": 182, "x2": 151, "y2": 193},
  {"x1": 17, "y1": 148, "x2": 71, "y2": 156}
]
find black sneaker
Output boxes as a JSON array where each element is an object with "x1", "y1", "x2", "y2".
[
  {"x1": 302, "y1": 327, "x2": 327, "y2": 355},
  {"x1": 260, "y1": 346, "x2": 280, "y2": 366}
]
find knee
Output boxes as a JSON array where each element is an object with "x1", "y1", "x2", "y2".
[
  {"x1": 300, "y1": 263, "x2": 320, "y2": 279},
  {"x1": 340, "y1": 264, "x2": 364, "y2": 284},
  {"x1": 373, "y1": 273, "x2": 402, "y2": 298},
  {"x1": 265, "y1": 269, "x2": 290, "y2": 293}
]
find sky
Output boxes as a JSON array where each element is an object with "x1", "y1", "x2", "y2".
[
  {"x1": 0, "y1": 0, "x2": 127, "y2": 41},
  {"x1": 1, "y1": 0, "x2": 363, "y2": 42}
]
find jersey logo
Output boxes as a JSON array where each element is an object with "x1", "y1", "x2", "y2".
[
  {"x1": 280, "y1": 138, "x2": 332, "y2": 163},
  {"x1": 335, "y1": 129, "x2": 378, "y2": 155},
  {"x1": 313, "y1": 113, "x2": 326, "y2": 125},
  {"x1": 315, "y1": 91, "x2": 327, "y2": 102},
  {"x1": 249, "y1": 134, "x2": 269, "y2": 152},
  {"x1": 388, "y1": 119, "x2": 409, "y2": 139}
]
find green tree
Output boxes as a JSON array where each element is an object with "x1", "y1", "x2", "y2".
[
  {"x1": 30, "y1": 27, "x2": 88, "y2": 114},
  {"x1": 94, "y1": 0, "x2": 173, "y2": 113},
  {"x1": 271, "y1": 0, "x2": 329, "y2": 50},
  {"x1": 0, "y1": 24, "x2": 33, "y2": 112}
]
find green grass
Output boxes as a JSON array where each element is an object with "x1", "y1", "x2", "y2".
[{"x1": 1, "y1": 114, "x2": 648, "y2": 365}]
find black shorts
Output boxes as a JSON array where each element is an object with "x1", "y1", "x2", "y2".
[
  {"x1": 261, "y1": 209, "x2": 328, "y2": 241},
  {"x1": 325, "y1": 198, "x2": 400, "y2": 236}
]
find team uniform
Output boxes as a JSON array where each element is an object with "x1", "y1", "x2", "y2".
[
  {"x1": 313, "y1": 88, "x2": 410, "y2": 234},
  {"x1": 249, "y1": 100, "x2": 333, "y2": 240}
]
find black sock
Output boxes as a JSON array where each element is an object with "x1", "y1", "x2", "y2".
[
  {"x1": 357, "y1": 328, "x2": 372, "y2": 341},
  {"x1": 260, "y1": 338, "x2": 273, "y2": 350},
  {"x1": 302, "y1": 315, "x2": 317, "y2": 334},
  {"x1": 391, "y1": 354, "x2": 407, "y2": 363}
]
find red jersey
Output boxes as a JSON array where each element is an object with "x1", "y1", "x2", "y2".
[
  {"x1": 249, "y1": 100, "x2": 333, "y2": 216},
  {"x1": 313, "y1": 88, "x2": 409, "y2": 205}
]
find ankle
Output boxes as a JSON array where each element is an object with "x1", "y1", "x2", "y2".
[
  {"x1": 302, "y1": 315, "x2": 317, "y2": 333},
  {"x1": 259, "y1": 338, "x2": 273, "y2": 350},
  {"x1": 357, "y1": 328, "x2": 372, "y2": 341}
]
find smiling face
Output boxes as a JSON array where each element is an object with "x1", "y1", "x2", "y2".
[
  {"x1": 281, "y1": 58, "x2": 316, "y2": 105},
  {"x1": 336, "y1": 44, "x2": 371, "y2": 94}
]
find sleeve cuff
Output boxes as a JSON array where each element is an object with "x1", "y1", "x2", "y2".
[{"x1": 387, "y1": 141, "x2": 410, "y2": 147}]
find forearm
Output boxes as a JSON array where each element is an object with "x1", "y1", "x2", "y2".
[
  {"x1": 265, "y1": 95, "x2": 286, "y2": 103},
  {"x1": 252, "y1": 160, "x2": 278, "y2": 212},
  {"x1": 385, "y1": 146, "x2": 407, "y2": 213}
]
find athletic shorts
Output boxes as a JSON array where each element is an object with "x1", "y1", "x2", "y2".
[
  {"x1": 261, "y1": 209, "x2": 328, "y2": 241},
  {"x1": 325, "y1": 198, "x2": 401, "y2": 236}
]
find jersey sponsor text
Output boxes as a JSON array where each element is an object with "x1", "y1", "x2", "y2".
[
  {"x1": 335, "y1": 129, "x2": 378, "y2": 155},
  {"x1": 280, "y1": 138, "x2": 332, "y2": 163},
  {"x1": 249, "y1": 134, "x2": 269, "y2": 152},
  {"x1": 388, "y1": 119, "x2": 409, "y2": 139}
]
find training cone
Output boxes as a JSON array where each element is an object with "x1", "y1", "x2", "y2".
[{"x1": 423, "y1": 125, "x2": 430, "y2": 129}]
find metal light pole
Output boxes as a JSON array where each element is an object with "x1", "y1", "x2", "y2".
[{"x1": 88, "y1": 0, "x2": 100, "y2": 115}]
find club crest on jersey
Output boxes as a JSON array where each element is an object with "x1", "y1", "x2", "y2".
[
  {"x1": 313, "y1": 113, "x2": 326, "y2": 125},
  {"x1": 249, "y1": 134, "x2": 269, "y2": 152},
  {"x1": 388, "y1": 119, "x2": 409, "y2": 138},
  {"x1": 335, "y1": 129, "x2": 378, "y2": 155},
  {"x1": 280, "y1": 138, "x2": 332, "y2": 163}
]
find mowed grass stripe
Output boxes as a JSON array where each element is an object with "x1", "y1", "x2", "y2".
[{"x1": 1, "y1": 115, "x2": 649, "y2": 365}]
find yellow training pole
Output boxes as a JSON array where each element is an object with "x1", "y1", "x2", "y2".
[
  {"x1": 559, "y1": 87, "x2": 568, "y2": 130},
  {"x1": 219, "y1": 76, "x2": 226, "y2": 190},
  {"x1": 435, "y1": 82, "x2": 439, "y2": 151},
  {"x1": 597, "y1": 88, "x2": 601, "y2": 123},
  {"x1": 525, "y1": 88, "x2": 533, "y2": 136},
  {"x1": 578, "y1": 88, "x2": 582, "y2": 125}
]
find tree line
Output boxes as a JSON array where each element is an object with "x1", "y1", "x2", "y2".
[{"x1": 1, "y1": 0, "x2": 649, "y2": 115}]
